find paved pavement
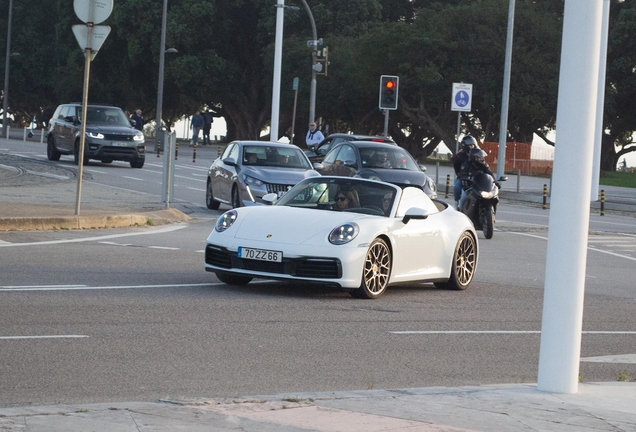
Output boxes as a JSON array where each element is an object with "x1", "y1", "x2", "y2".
[{"x1": 1, "y1": 142, "x2": 636, "y2": 430}]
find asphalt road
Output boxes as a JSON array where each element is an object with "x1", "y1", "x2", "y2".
[{"x1": 1, "y1": 138, "x2": 635, "y2": 407}]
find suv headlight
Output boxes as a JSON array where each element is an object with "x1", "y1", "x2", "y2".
[
  {"x1": 243, "y1": 174, "x2": 263, "y2": 187},
  {"x1": 329, "y1": 223, "x2": 359, "y2": 245},
  {"x1": 215, "y1": 210, "x2": 238, "y2": 232},
  {"x1": 87, "y1": 131, "x2": 104, "y2": 139},
  {"x1": 133, "y1": 132, "x2": 144, "y2": 141}
]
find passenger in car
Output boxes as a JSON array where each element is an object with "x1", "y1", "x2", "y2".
[{"x1": 334, "y1": 187, "x2": 360, "y2": 211}]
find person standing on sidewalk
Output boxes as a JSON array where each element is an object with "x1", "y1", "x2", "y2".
[
  {"x1": 131, "y1": 109, "x2": 144, "y2": 132},
  {"x1": 305, "y1": 122, "x2": 324, "y2": 149},
  {"x1": 190, "y1": 110, "x2": 204, "y2": 146},
  {"x1": 202, "y1": 110, "x2": 213, "y2": 145}
]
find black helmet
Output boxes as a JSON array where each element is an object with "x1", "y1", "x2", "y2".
[
  {"x1": 461, "y1": 135, "x2": 478, "y2": 151},
  {"x1": 469, "y1": 148, "x2": 488, "y2": 167}
]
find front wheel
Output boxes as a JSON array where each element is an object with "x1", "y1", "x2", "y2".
[
  {"x1": 351, "y1": 238, "x2": 391, "y2": 299},
  {"x1": 216, "y1": 273, "x2": 252, "y2": 285},
  {"x1": 206, "y1": 179, "x2": 220, "y2": 210},
  {"x1": 434, "y1": 231, "x2": 476, "y2": 290},
  {"x1": 231, "y1": 186, "x2": 242, "y2": 208},
  {"x1": 73, "y1": 142, "x2": 89, "y2": 165},
  {"x1": 482, "y1": 206, "x2": 494, "y2": 239},
  {"x1": 47, "y1": 136, "x2": 61, "y2": 161},
  {"x1": 130, "y1": 158, "x2": 145, "y2": 169}
]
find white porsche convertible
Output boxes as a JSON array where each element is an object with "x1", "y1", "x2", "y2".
[{"x1": 205, "y1": 177, "x2": 478, "y2": 299}]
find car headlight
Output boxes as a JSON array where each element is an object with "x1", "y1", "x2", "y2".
[
  {"x1": 215, "y1": 210, "x2": 238, "y2": 232},
  {"x1": 243, "y1": 174, "x2": 263, "y2": 187},
  {"x1": 329, "y1": 223, "x2": 359, "y2": 245},
  {"x1": 133, "y1": 132, "x2": 144, "y2": 141},
  {"x1": 87, "y1": 131, "x2": 104, "y2": 139},
  {"x1": 426, "y1": 177, "x2": 437, "y2": 192}
]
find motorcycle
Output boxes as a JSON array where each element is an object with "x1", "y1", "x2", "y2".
[{"x1": 460, "y1": 172, "x2": 507, "y2": 239}]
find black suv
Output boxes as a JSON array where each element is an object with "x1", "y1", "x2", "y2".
[{"x1": 46, "y1": 103, "x2": 145, "y2": 168}]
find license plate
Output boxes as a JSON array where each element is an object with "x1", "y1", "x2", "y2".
[
  {"x1": 110, "y1": 141, "x2": 129, "y2": 147},
  {"x1": 238, "y1": 247, "x2": 282, "y2": 262}
]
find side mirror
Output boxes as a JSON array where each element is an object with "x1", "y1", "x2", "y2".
[
  {"x1": 222, "y1": 157, "x2": 237, "y2": 167},
  {"x1": 313, "y1": 162, "x2": 324, "y2": 171},
  {"x1": 262, "y1": 193, "x2": 278, "y2": 205},
  {"x1": 498, "y1": 176, "x2": 508, "y2": 182},
  {"x1": 402, "y1": 207, "x2": 431, "y2": 224},
  {"x1": 419, "y1": 164, "x2": 427, "y2": 172}
]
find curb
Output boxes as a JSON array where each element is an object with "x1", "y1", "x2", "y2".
[{"x1": 0, "y1": 208, "x2": 191, "y2": 232}]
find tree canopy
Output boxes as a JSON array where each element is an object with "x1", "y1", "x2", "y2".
[{"x1": 0, "y1": 0, "x2": 634, "y2": 170}]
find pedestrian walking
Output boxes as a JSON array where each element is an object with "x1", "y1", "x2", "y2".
[
  {"x1": 202, "y1": 110, "x2": 214, "y2": 145},
  {"x1": 190, "y1": 110, "x2": 204, "y2": 146},
  {"x1": 305, "y1": 122, "x2": 324, "y2": 149}
]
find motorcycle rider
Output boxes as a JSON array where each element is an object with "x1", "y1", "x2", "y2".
[
  {"x1": 452, "y1": 136, "x2": 478, "y2": 209},
  {"x1": 457, "y1": 148, "x2": 498, "y2": 212}
]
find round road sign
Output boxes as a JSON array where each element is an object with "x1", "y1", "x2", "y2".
[{"x1": 74, "y1": 0, "x2": 113, "y2": 24}]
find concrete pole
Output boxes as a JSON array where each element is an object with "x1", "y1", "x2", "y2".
[
  {"x1": 2, "y1": 0, "x2": 14, "y2": 138},
  {"x1": 154, "y1": 0, "x2": 169, "y2": 152},
  {"x1": 590, "y1": 0, "x2": 610, "y2": 201},
  {"x1": 496, "y1": 0, "x2": 515, "y2": 180},
  {"x1": 299, "y1": 0, "x2": 318, "y2": 125},
  {"x1": 270, "y1": 0, "x2": 285, "y2": 141},
  {"x1": 537, "y1": 0, "x2": 603, "y2": 394}
]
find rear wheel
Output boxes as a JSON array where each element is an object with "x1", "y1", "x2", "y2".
[
  {"x1": 435, "y1": 231, "x2": 476, "y2": 290},
  {"x1": 351, "y1": 238, "x2": 391, "y2": 299},
  {"x1": 46, "y1": 136, "x2": 61, "y2": 161},
  {"x1": 231, "y1": 186, "x2": 242, "y2": 208},
  {"x1": 216, "y1": 273, "x2": 252, "y2": 285},
  {"x1": 206, "y1": 180, "x2": 220, "y2": 209},
  {"x1": 482, "y1": 206, "x2": 494, "y2": 239}
]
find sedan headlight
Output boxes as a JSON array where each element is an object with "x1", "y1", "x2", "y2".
[
  {"x1": 215, "y1": 210, "x2": 238, "y2": 232},
  {"x1": 87, "y1": 131, "x2": 104, "y2": 139},
  {"x1": 133, "y1": 132, "x2": 144, "y2": 141},
  {"x1": 243, "y1": 174, "x2": 264, "y2": 187},
  {"x1": 329, "y1": 223, "x2": 359, "y2": 245}
]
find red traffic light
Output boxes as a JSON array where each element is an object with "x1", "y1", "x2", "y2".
[{"x1": 385, "y1": 81, "x2": 395, "y2": 89}]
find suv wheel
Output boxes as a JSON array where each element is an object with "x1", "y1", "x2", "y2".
[
  {"x1": 73, "y1": 141, "x2": 89, "y2": 165},
  {"x1": 47, "y1": 136, "x2": 61, "y2": 161},
  {"x1": 130, "y1": 158, "x2": 145, "y2": 169}
]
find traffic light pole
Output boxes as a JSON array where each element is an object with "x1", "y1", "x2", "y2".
[{"x1": 383, "y1": 109, "x2": 389, "y2": 138}]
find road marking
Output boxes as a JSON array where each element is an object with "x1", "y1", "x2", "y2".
[
  {"x1": 98, "y1": 241, "x2": 133, "y2": 246},
  {"x1": 148, "y1": 246, "x2": 180, "y2": 250},
  {"x1": 0, "y1": 224, "x2": 187, "y2": 247},
  {"x1": 391, "y1": 331, "x2": 636, "y2": 335},
  {"x1": 85, "y1": 168, "x2": 108, "y2": 174},
  {"x1": 187, "y1": 187, "x2": 205, "y2": 192},
  {"x1": 122, "y1": 176, "x2": 144, "y2": 181},
  {"x1": 0, "y1": 283, "x2": 218, "y2": 292},
  {"x1": 0, "y1": 335, "x2": 89, "y2": 340},
  {"x1": 175, "y1": 174, "x2": 205, "y2": 182},
  {"x1": 581, "y1": 354, "x2": 636, "y2": 363},
  {"x1": 509, "y1": 232, "x2": 636, "y2": 262}
]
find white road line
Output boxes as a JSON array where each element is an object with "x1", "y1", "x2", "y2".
[
  {"x1": 98, "y1": 241, "x2": 133, "y2": 246},
  {"x1": 85, "y1": 168, "x2": 108, "y2": 174},
  {"x1": 0, "y1": 224, "x2": 188, "y2": 247},
  {"x1": 147, "y1": 246, "x2": 180, "y2": 250},
  {"x1": 122, "y1": 176, "x2": 144, "y2": 181},
  {"x1": 191, "y1": 173, "x2": 207, "y2": 177},
  {"x1": 2, "y1": 284, "x2": 87, "y2": 288},
  {"x1": 0, "y1": 335, "x2": 89, "y2": 340},
  {"x1": 175, "y1": 174, "x2": 205, "y2": 182},
  {"x1": 390, "y1": 331, "x2": 636, "y2": 335},
  {"x1": 0, "y1": 283, "x2": 217, "y2": 292},
  {"x1": 187, "y1": 187, "x2": 205, "y2": 192},
  {"x1": 509, "y1": 231, "x2": 636, "y2": 262}
]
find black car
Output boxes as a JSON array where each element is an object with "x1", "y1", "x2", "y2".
[
  {"x1": 314, "y1": 141, "x2": 437, "y2": 198},
  {"x1": 304, "y1": 133, "x2": 395, "y2": 163},
  {"x1": 46, "y1": 103, "x2": 146, "y2": 168}
]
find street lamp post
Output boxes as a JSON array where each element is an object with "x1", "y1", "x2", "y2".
[
  {"x1": 155, "y1": 0, "x2": 172, "y2": 152},
  {"x1": 2, "y1": 0, "x2": 14, "y2": 138},
  {"x1": 299, "y1": 0, "x2": 320, "y2": 125}
]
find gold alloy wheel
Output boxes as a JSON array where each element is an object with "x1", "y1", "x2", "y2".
[{"x1": 352, "y1": 238, "x2": 391, "y2": 299}]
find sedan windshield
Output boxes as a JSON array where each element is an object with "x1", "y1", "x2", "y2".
[
  {"x1": 243, "y1": 146, "x2": 312, "y2": 169},
  {"x1": 276, "y1": 178, "x2": 397, "y2": 216}
]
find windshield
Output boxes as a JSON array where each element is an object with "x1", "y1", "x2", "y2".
[
  {"x1": 77, "y1": 107, "x2": 131, "y2": 127},
  {"x1": 276, "y1": 178, "x2": 397, "y2": 216},
  {"x1": 242, "y1": 145, "x2": 312, "y2": 169},
  {"x1": 359, "y1": 146, "x2": 420, "y2": 170}
]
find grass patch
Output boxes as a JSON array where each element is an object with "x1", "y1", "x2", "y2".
[
  {"x1": 146, "y1": 218, "x2": 155, "y2": 226},
  {"x1": 599, "y1": 171, "x2": 636, "y2": 188}
]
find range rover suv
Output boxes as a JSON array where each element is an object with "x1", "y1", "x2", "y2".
[{"x1": 46, "y1": 103, "x2": 145, "y2": 168}]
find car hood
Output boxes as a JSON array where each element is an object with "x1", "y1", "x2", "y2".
[
  {"x1": 358, "y1": 168, "x2": 427, "y2": 186},
  {"x1": 231, "y1": 206, "x2": 373, "y2": 245},
  {"x1": 241, "y1": 166, "x2": 320, "y2": 184},
  {"x1": 86, "y1": 125, "x2": 139, "y2": 134}
]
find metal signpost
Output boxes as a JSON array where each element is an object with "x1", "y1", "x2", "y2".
[
  {"x1": 72, "y1": 0, "x2": 112, "y2": 215},
  {"x1": 451, "y1": 83, "x2": 472, "y2": 153},
  {"x1": 291, "y1": 77, "x2": 299, "y2": 144}
]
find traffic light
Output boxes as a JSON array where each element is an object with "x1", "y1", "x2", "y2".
[{"x1": 379, "y1": 75, "x2": 399, "y2": 110}]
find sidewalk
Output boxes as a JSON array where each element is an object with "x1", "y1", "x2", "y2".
[{"x1": 1, "y1": 382, "x2": 634, "y2": 431}]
